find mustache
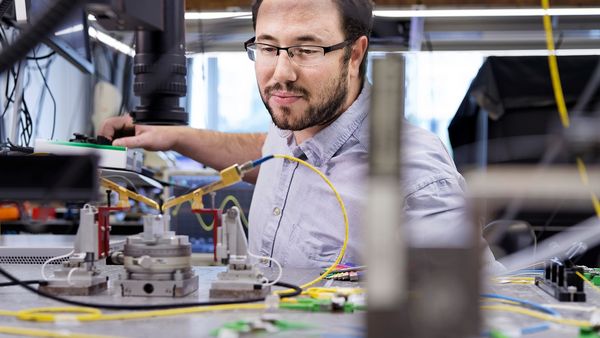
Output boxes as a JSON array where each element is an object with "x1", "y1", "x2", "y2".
[{"x1": 265, "y1": 82, "x2": 310, "y2": 99}]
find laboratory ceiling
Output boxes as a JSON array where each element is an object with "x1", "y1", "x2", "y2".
[
  {"x1": 186, "y1": 0, "x2": 600, "y2": 10},
  {"x1": 182, "y1": 0, "x2": 600, "y2": 53}
]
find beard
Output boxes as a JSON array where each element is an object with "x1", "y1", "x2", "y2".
[{"x1": 261, "y1": 62, "x2": 349, "y2": 131}]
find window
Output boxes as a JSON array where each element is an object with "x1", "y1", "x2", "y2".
[
  {"x1": 403, "y1": 52, "x2": 485, "y2": 151},
  {"x1": 188, "y1": 53, "x2": 270, "y2": 133}
]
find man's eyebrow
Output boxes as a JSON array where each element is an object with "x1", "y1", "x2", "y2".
[
  {"x1": 256, "y1": 34, "x2": 278, "y2": 43},
  {"x1": 294, "y1": 35, "x2": 321, "y2": 43},
  {"x1": 255, "y1": 34, "x2": 324, "y2": 44}
]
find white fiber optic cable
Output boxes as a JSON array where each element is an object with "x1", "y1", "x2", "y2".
[
  {"x1": 247, "y1": 250, "x2": 282, "y2": 286},
  {"x1": 67, "y1": 267, "x2": 78, "y2": 286},
  {"x1": 41, "y1": 250, "x2": 74, "y2": 280}
]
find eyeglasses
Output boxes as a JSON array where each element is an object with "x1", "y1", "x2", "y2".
[{"x1": 244, "y1": 37, "x2": 354, "y2": 67}]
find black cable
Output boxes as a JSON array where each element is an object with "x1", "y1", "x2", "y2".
[
  {"x1": 19, "y1": 94, "x2": 31, "y2": 145},
  {"x1": 26, "y1": 50, "x2": 55, "y2": 61},
  {"x1": 1, "y1": 59, "x2": 19, "y2": 119},
  {"x1": 6, "y1": 138, "x2": 32, "y2": 153},
  {"x1": 20, "y1": 97, "x2": 33, "y2": 146},
  {"x1": 273, "y1": 281, "x2": 302, "y2": 298},
  {"x1": 0, "y1": 0, "x2": 82, "y2": 73},
  {"x1": 0, "y1": 265, "x2": 302, "y2": 310},
  {"x1": 0, "y1": 279, "x2": 45, "y2": 287},
  {"x1": 32, "y1": 48, "x2": 56, "y2": 139},
  {"x1": 32, "y1": 53, "x2": 54, "y2": 140}
]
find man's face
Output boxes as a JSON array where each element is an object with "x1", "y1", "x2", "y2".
[{"x1": 254, "y1": 0, "x2": 352, "y2": 131}]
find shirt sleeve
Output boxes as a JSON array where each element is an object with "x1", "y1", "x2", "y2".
[
  {"x1": 403, "y1": 174, "x2": 505, "y2": 273},
  {"x1": 403, "y1": 175, "x2": 471, "y2": 246}
]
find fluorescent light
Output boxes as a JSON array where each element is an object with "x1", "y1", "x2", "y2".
[
  {"x1": 185, "y1": 11, "x2": 251, "y2": 20},
  {"x1": 87, "y1": 14, "x2": 96, "y2": 21},
  {"x1": 88, "y1": 27, "x2": 135, "y2": 57},
  {"x1": 54, "y1": 24, "x2": 83, "y2": 36},
  {"x1": 374, "y1": 8, "x2": 600, "y2": 18},
  {"x1": 481, "y1": 49, "x2": 600, "y2": 56},
  {"x1": 373, "y1": 49, "x2": 600, "y2": 57}
]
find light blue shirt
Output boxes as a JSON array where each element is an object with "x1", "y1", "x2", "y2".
[{"x1": 248, "y1": 83, "x2": 496, "y2": 269}]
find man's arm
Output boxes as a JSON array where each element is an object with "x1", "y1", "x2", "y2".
[
  {"x1": 99, "y1": 115, "x2": 267, "y2": 183},
  {"x1": 173, "y1": 128, "x2": 266, "y2": 183}
]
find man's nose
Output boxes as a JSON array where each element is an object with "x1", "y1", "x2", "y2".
[{"x1": 272, "y1": 51, "x2": 298, "y2": 83}]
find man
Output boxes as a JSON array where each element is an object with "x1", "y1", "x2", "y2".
[{"x1": 101, "y1": 0, "x2": 497, "y2": 269}]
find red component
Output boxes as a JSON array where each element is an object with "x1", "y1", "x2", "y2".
[
  {"x1": 97, "y1": 206, "x2": 127, "y2": 259},
  {"x1": 31, "y1": 207, "x2": 56, "y2": 221},
  {"x1": 192, "y1": 208, "x2": 222, "y2": 262}
]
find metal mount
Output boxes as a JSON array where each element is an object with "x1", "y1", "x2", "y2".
[
  {"x1": 39, "y1": 252, "x2": 109, "y2": 296},
  {"x1": 209, "y1": 207, "x2": 271, "y2": 299},
  {"x1": 39, "y1": 205, "x2": 109, "y2": 296},
  {"x1": 117, "y1": 214, "x2": 199, "y2": 297}
]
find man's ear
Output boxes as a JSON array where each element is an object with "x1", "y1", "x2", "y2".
[{"x1": 349, "y1": 35, "x2": 369, "y2": 78}]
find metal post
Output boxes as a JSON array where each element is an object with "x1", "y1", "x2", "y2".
[{"x1": 367, "y1": 55, "x2": 406, "y2": 338}]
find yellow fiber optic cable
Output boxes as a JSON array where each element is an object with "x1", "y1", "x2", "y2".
[
  {"x1": 171, "y1": 195, "x2": 248, "y2": 232},
  {"x1": 0, "y1": 309, "x2": 17, "y2": 317},
  {"x1": 0, "y1": 325, "x2": 121, "y2": 338},
  {"x1": 492, "y1": 277, "x2": 535, "y2": 285},
  {"x1": 541, "y1": 0, "x2": 569, "y2": 128},
  {"x1": 576, "y1": 271, "x2": 600, "y2": 295},
  {"x1": 492, "y1": 276, "x2": 535, "y2": 280},
  {"x1": 271, "y1": 154, "x2": 349, "y2": 294},
  {"x1": 300, "y1": 287, "x2": 365, "y2": 300},
  {"x1": 541, "y1": 0, "x2": 600, "y2": 219},
  {"x1": 481, "y1": 304, "x2": 592, "y2": 327},
  {"x1": 14, "y1": 304, "x2": 266, "y2": 323},
  {"x1": 163, "y1": 153, "x2": 347, "y2": 294},
  {"x1": 576, "y1": 159, "x2": 600, "y2": 217},
  {"x1": 96, "y1": 303, "x2": 266, "y2": 321},
  {"x1": 16, "y1": 307, "x2": 102, "y2": 322}
]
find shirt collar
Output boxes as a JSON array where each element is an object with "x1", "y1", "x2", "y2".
[{"x1": 281, "y1": 82, "x2": 371, "y2": 166}]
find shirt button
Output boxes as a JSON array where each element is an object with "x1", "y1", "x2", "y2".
[{"x1": 272, "y1": 207, "x2": 281, "y2": 216}]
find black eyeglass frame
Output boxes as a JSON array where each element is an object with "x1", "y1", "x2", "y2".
[{"x1": 243, "y1": 37, "x2": 355, "y2": 63}]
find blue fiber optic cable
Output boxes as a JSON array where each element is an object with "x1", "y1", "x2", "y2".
[
  {"x1": 481, "y1": 293, "x2": 556, "y2": 337},
  {"x1": 481, "y1": 293, "x2": 559, "y2": 316},
  {"x1": 521, "y1": 323, "x2": 551, "y2": 335},
  {"x1": 252, "y1": 155, "x2": 274, "y2": 167}
]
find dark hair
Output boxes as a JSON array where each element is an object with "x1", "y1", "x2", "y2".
[{"x1": 251, "y1": 0, "x2": 373, "y2": 83}]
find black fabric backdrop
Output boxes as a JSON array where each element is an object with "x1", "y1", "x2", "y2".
[{"x1": 448, "y1": 55, "x2": 600, "y2": 170}]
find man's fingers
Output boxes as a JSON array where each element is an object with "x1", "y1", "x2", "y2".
[
  {"x1": 99, "y1": 115, "x2": 134, "y2": 139},
  {"x1": 112, "y1": 135, "x2": 143, "y2": 148},
  {"x1": 112, "y1": 127, "x2": 157, "y2": 150}
]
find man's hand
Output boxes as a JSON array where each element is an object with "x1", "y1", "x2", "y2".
[
  {"x1": 98, "y1": 114, "x2": 267, "y2": 183},
  {"x1": 98, "y1": 115, "x2": 182, "y2": 151}
]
